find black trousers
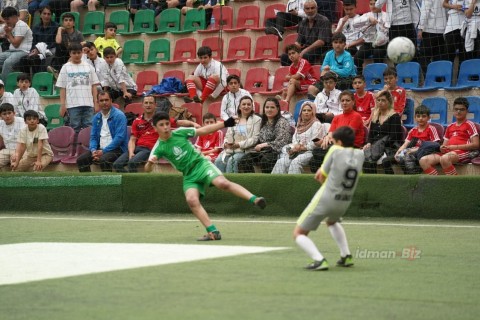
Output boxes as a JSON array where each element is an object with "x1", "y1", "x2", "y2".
[
  {"x1": 418, "y1": 32, "x2": 448, "y2": 74},
  {"x1": 265, "y1": 12, "x2": 303, "y2": 34},
  {"x1": 77, "y1": 148, "x2": 124, "y2": 172},
  {"x1": 354, "y1": 42, "x2": 387, "y2": 74},
  {"x1": 238, "y1": 151, "x2": 278, "y2": 174}
]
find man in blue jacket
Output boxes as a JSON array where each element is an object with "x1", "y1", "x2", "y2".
[{"x1": 77, "y1": 91, "x2": 128, "y2": 172}]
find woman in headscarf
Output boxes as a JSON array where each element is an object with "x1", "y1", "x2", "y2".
[{"x1": 271, "y1": 100, "x2": 329, "y2": 174}]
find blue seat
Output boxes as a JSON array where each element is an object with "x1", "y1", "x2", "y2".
[
  {"x1": 363, "y1": 63, "x2": 387, "y2": 91},
  {"x1": 402, "y1": 97, "x2": 415, "y2": 129},
  {"x1": 396, "y1": 62, "x2": 420, "y2": 90},
  {"x1": 411, "y1": 60, "x2": 453, "y2": 92},
  {"x1": 464, "y1": 96, "x2": 480, "y2": 123},
  {"x1": 421, "y1": 96, "x2": 449, "y2": 126},
  {"x1": 445, "y1": 59, "x2": 480, "y2": 91},
  {"x1": 293, "y1": 99, "x2": 310, "y2": 124}
]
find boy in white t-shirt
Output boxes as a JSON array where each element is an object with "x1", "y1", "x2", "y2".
[
  {"x1": 0, "y1": 103, "x2": 25, "y2": 170},
  {"x1": 12, "y1": 73, "x2": 47, "y2": 125},
  {"x1": 56, "y1": 43, "x2": 100, "y2": 133},
  {"x1": 11, "y1": 110, "x2": 53, "y2": 172}
]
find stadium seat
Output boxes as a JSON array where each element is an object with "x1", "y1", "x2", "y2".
[
  {"x1": 122, "y1": 39, "x2": 145, "y2": 64},
  {"x1": 162, "y1": 37, "x2": 197, "y2": 64},
  {"x1": 462, "y1": 96, "x2": 480, "y2": 123},
  {"x1": 48, "y1": 126, "x2": 76, "y2": 163},
  {"x1": 32, "y1": 72, "x2": 59, "y2": 98},
  {"x1": 182, "y1": 102, "x2": 203, "y2": 124},
  {"x1": 136, "y1": 38, "x2": 171, "y2": 64},
  {"x1": 44, "y1": 104, "x2": 64, "y2": 130},
  {"x1": 147, "y1": 8, "x2": 181, "y2": 34},
  {"x1": 60, "y1": 126, "x2": 91, "y2": 165},
  {"x1": 60, "y1": 12, "x2": 80, "y2": 30},
  {"x1": 363, "y1": 63, "x2": 387, "y2": 91},
  {"x1": 279, "y1": 99, "x2": 289, "y2": 112},
  {"x1": 171, "y1": 8, "x2": 206, "y2": 34},
  {"x1": 283, "y1": 33, "x2": 298, "y2": 52},
  {"x1": 109, "y1": 10, "x2": 130, "y2": 34},
  {"x1": 263, "y1": 3, "x2": 286, "y2": 28},
  {"x1": 5, "y1": 71, "x2": 21, "y2": 93},
  {"x1": 201, "y1": 36, "x2": 224, "y2": 60},
  {"x1": 259, "y1": 66, "x2": 289, "y2": 95},
  {"x1": 242, "y1": 34, "x2": 280, "y2": 62},
  {"x1": 421, "y1": 96, "x2": 449, "y2": 126},
  {"x1": 135, "y1": 70, "x2": 159, "y2": 96},
  {"x1": 122, "y1": 9, "x2": 155, "y2": 35},
  {"x1": 125, "y1": 102, "x2": 144, "y2": 116},
  {"x1": 105, "y1": 0, "x2": 127, "y2": 7},
  {"x1": 311, "y1": 64, "x2": 322, "y2": 81},
  {"x1": 396, "y1": 62, "x2": 421, "y2": 90},
  {"x1": 198, "y1": 5, "x2": 233, "y2": 33},
  {"x1": 402, "y1": 97, "x2": 415, "y2": 129},
  {"x1": 224, "y1": 5, "x2": 260, "y2": 32},
  {"x1": 226, "y1": 68, "x2": 241, "y2": 79},
  {"x1": 243, "y1": 67, "x2": 270, "y2": 94},
  {"x1": 400, "y1": 125, "x2": 408, "y2": 141},
  {"x1": 429, "y1": 122, "x2": 445, "y2": 142},
  {"x1": 411, "y1": 60, "x2": 453, "y2": 92},
  {"x1": 207, "y1": 101, "x2": 221, "y2": 119},
  {"x1": 82, "y1": 11, "x2": 105, "y2": 36},
  {"x1": 223, "y1": 35, "x2": 251, "y2": 62},
  {"x1": 445, "y1": 59, "x2": 480, "y2": 91},
  {"x1": 293, "y1": 99, "x2": 309, "y2": 123},
  {"x1": 163, "y1": 69, "x2": 185, "y2": 83}
]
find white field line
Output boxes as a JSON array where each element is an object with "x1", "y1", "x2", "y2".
[{"x1": 0, "y1": 215, "x2": 480, "y2": 229}]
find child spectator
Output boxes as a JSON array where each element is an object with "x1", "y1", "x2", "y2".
[
  {"x1": 0, "y1": 103, "x2": 25, "y2": 170},
  {"x1": 184, "y1": 46, "x2": 228, "y2": 104},
  {"x1": 276, "y1": 44, "x2": 318, "y2": 106},
  {"x1": 334, "y1": 0, "x2": 364, "y2": 57},
  {"x1": 12, "y1": 73, "x2": 47, "y2": 125},
  {"x1": 0, "y1": 80, "x2": 14, "y2": 105},
  {"x1": 383, "y1": 67, "x2": 406, "y2": 115},
  {"x1": 419, "y1": 97, "x2": 480, "y2": 175},
  {"x1": 394, "y1": 105, "x2": 441, "y2": 174},
  {"x1": 56, "y1": 43, "x2": 100, "y2": 133},
  {"x1": 312, "y1": 71, "x2": 342, "y2": 123},
  {"x1": 48, "y1": 12, "x2": 84, "y2": 78},
  {"x1": 11, "y1": 110, "x2": 53, "y2": 172},
  {"x1": 307, "y1": 32, "x2": 356, "y2": 97},
  {"x1": 103, "y1": 46, "x2": 137, "y2": 106},
  {"x1": 353, "y1": 0, "x2": 389, "y2": 74},
  {"x1": 194, "y1": 112, "x2": 223, "y2": 162},
  {"x1": 220, "y1": 74, "x2": 252, "y2": 121},
  {"x1": 82, "y1": 42, "x2": 108, "y2": 90},
  {"x1": 293, "y1": 126, "x2": 364, "y2": 270},
  {"x1": 94, "y1": 22, "x2": 122, "y2": 58},
  {"x1": 352, "y1": 75, "x2": 375, "y2": 126}
]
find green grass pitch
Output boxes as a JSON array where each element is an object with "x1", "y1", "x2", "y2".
[{"x1": 0, "y1": 213, "x2": 479, "y2": 320}]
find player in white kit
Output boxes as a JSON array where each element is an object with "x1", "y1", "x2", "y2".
[{"x1": 293, "y1": 126, "x2": 365, "y2": 270}]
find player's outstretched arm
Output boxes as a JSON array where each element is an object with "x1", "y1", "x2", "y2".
[
  {"x1": 195, "y1": 117, "x2": 236, "y2": 136},
  {"x1": 145, "y1": 156, "x2": 157, "y2": 173}
]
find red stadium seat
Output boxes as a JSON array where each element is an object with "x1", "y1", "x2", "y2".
[
  {"x1": 201, "y1": 36, "x2": 224, "y2": 60},
  {"x1": 162, "y1": 37, "x2": 197, "y2": 64},
  {"x1": 244, "y1": 67, "x2": 270, "y2": 94},
  {"x1": 198, "y1": 5, "x2": 233, "y2": 33},
  {"x1": 262, "y1": 3, "x2": 286, "y2": 27},
  {"x1": 223, "y1": 35, "x2": 251, "y2": 62},
  {"x1": 136, "y1": 70, "x2": 159, "y2": 96},
  {"x1": 48, "y1": 126, "x2": 76, "y2": 163},
  {"x1": 182, "y1": 102, "x2": 203, "y2": 124},
  {"x1": 207, "y1": 101, "x2": 222, "y2": 119},
  {"x1": 226, "y1": 68, "x2": 241, "y2": 79},
  {"x1": 259, "y1": 66, "x2": 289, "y2": 95},
  {"x1": 60, "y1": 126, "x2": 91, "y2": 165},
  {"x1": 224, "y1": 5, "x2": 260, "y2": 32},
  {"x1": 125, "y1": 102, "x2": 144, "y2": 116},
  {"x1": 242, "y1": 34, "x2": 280, "y2": 62},
  {"x1": 163, "y1": 69, "x2": 185, "y2": 83}
]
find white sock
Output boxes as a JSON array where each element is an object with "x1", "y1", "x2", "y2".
[
  {"x1": 295, "y1": 234, "x2": 324, "y2": 261},
  {"x1": 328, "y1": 223, "x2": 351, "y2": 257}
]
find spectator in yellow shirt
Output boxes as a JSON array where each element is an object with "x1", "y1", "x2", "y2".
[{"x1": 94, "y1": 22, "x2": 122, "y2": 57}]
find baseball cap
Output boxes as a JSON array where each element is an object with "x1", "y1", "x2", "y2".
[{"x1": 0, "y1": 80, "x2": 4, "y2": 87}]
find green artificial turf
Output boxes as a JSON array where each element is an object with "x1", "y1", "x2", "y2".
[{"x1": 0, "y1": 213, "x2": 479, "y2": 320}]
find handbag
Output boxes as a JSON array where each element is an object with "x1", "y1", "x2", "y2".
[{"x1": 364, "y1": 135, "x2": 389, "y2": 162}]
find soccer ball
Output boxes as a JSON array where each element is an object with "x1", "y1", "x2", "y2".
[{"x1": 387, "y1": 37, "x2": 415, "y2": 64}]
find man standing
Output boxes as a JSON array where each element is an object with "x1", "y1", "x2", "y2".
[
  {"x1": 0, "y1": 7, "x2": 32, "y2": 81},
  {"x1": 280, "y1": 0, "x2": 331, "y2": 66},
  {"x1": 77, "y1": 91, "x2": 128, "y2": 172}
]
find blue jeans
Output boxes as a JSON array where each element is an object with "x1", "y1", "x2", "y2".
[
  {"x1": 28, "y1": 0, "x2": 51, "y2": 15},
  {"x1": 0, "y1": 50, "x2": 28, "y2": 81},
  {"x1": 67, "y1": 106, "x2": 94, "y2": 133},
  {"x1": 214, "y1": 152, "x2": 246, "y2": 173},
  {"x1": 113, "y1": 146, "x2": 151, "y2": 172}
]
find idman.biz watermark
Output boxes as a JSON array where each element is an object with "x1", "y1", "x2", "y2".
[{"x1": 355, "y1": 246, "x2": 422, "y2": 261}]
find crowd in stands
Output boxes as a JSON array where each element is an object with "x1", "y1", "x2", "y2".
[{"x1": 0, "y1": 0, "x2": 478, "y2": 175}]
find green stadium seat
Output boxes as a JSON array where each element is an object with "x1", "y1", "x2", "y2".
[
  {"x1": 147, "y1": 8, "x2": 181, "y2": 34},
  {"x1": 32, "y1": 72, "x2": 59, "y2": 98},
  {"x1": 136, "y1": 38, "x2": 170, "y2": 65},
  {"x1": 44, "y1": 104, "x2": 65, "y2": 131},
  {"x1": 171, "y1": 9, "x2": 206, "y2": 34},
  {"x1": 122, "y1": 39, "x2": 145, "y2": 64},
  {"x1": 123, "y1": 9, "x2": 154, "y2": 35},
  {"x1": 109, "y1": 10, "x2": 130, "y2": 34},
  {"x1": 5, "y1": 72, "x2": 21, "y2": 93},
  {"x1": 82, "y1": 11, "x2": 105, "y2": 36}
]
